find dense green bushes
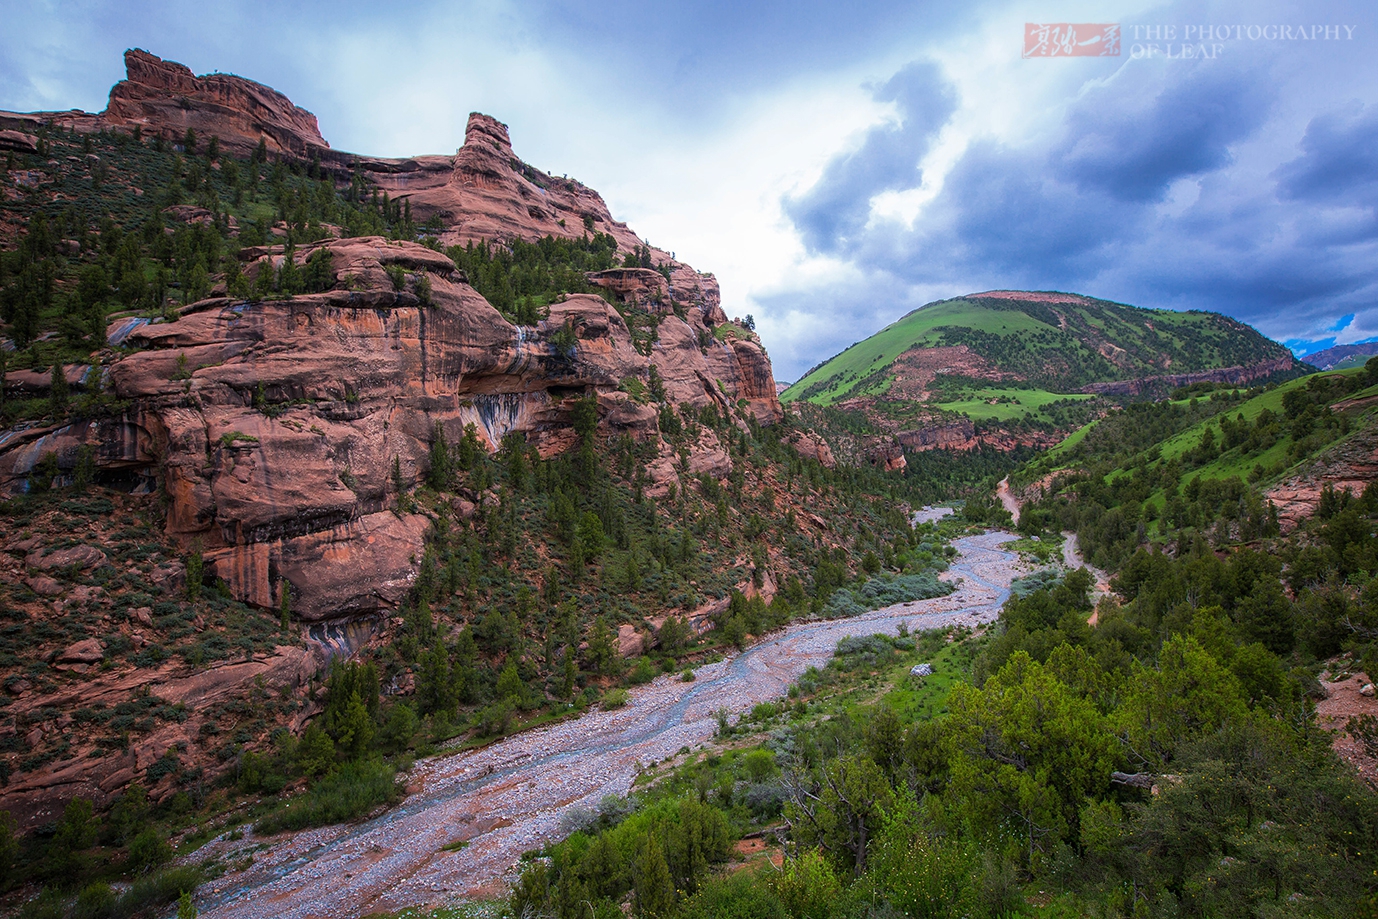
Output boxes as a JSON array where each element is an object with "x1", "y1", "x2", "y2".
[
  {"x1": 255, "y1": 758, "x2": 399, "y2": 834},
  {"x1": 822, "y1": 572, "x2": 951, "y2": 618},
  {"x1": 1019, "y1": 370, "x2": 1378, "y2": 572},
  {"x1": 511, "y1": 797, "x2": 733, "y2": 919}
]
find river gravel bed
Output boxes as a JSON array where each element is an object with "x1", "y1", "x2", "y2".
[{"x1": 196, "y1": 531, "x2": 1024, "y2": 919}]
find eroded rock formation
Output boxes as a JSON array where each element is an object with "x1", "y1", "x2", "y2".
[
  {"x1": 0, "y1": 50, "x2": 329, "y2": 159},
  {"x1": 1079, "y1": 355, "x2": 1299, "y2": 398},
  {"x1": 0, "y1": 47, "x2": 791, "y2": 827},
  {"x1": 1, "y1": 240, "x2": 779, "y2": 621}
]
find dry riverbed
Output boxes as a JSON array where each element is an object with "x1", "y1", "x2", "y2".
[{"x1": 196, "y1": 531, "x2": 1025, "y2": 919}]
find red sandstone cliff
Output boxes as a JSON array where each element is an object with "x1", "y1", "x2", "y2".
[
  {"x1": 0, "y1": 50, "x2": 328, "y2": 159},
  {"x1": 0, "y1": 53, "x2": 782, "y2": 623}
]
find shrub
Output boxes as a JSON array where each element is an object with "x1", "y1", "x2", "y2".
[
  {"x1": 597, "y1": 793, "x2": 635, "y2": 827},
  {"x1": 18, "y1": 888, "x2": 66, "y2": 919},
  {"x1": 1010, "y1": 568, "x2": 1063, "y2": 599},
  {"x1": 72, "y1": 883, "x2": 116, "y2": 919},
  {"x1": 602, "y1": 688, "x2": 629, "y2": 709},
  {"x1": 766, "y1": 850, "x2": 840, "y2": 919},
  {"x1": 117, "y1": 866, "x2": 202, "y2": 916},
  {"x1": 628, "y1": 656, "x2": 656, "y2": 685},
  {"x1": 126, "y1": 827, "x2": 172, "y2": 874},
  {"x1": 255, "y1": 758, "x2": 398, "y2": 834},
  {"x1": 379, "y1": 703, "x2": 419, "y2": 753},
  {"x1": 477, "y1": 699, "x2": 515, "y2": 736},
  {"x1": 679, "y1": 872, "x2": 786, "y2": 919},
  {"x1": 825, "y1": 574, "x2": 947, "y2": 618},
  {"x1": 558, "y1": 805, "x2": 598, "y2": 835}
]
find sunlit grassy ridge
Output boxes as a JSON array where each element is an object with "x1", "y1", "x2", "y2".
[{"x1": 782, "y1": 301, "x2": 1061, "y2": 406}]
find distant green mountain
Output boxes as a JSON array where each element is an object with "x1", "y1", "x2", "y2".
[{"x1": 783, "y1": 291, "x2": 1304, "y2": 412}]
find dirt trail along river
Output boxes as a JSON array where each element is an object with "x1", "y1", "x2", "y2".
[{"x1": 198, "y1": 532, "x2": 1022, "y2": 919}]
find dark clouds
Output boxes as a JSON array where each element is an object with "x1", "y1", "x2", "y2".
[
  {"x1": 774, "y1": 46, "x2": 1378, "y2": 376},
  {"x1": 785, "y1": 61, "x2": 957, "y2": 253},
  {"x1": 1051, "y1": 65, "x2": 1272, "y2": 202},
  {"x1": 1274, "y1": 101, "x2": 1378, "y2": 249}
]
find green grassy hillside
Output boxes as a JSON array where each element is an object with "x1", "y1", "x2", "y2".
[
  {"x1": 1014, "y1": 365, "x2": 1378, "y2": 569},
  {"x1": 782, "y1": 293, "x2": 1300, "y2": 407}
]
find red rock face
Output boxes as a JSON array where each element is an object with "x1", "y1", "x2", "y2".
[
  {"x1": 0, "y1": 50, "x2": 330, "y2": 159},
  {"x1": 788, "y1": 431, "x2": 836, "y2": 468},
  {"x1": 1079, "y1": 355, "x2": 1298, "y2": 397},
  {"x1": 1, "y1": 646, "x2": 315, "y2": 828},
  {"x1": 897, "y1": 420, "x2": 978, "y2": 452},
  {"x1": 355, "y1": 115, "x2": 730, "y2": 317},
  {"x1": 1266, "y1": 423, "x2": 1378, "y2": 531},
  {"x1": 865, "y1": 441, "x2": 908, "y2": 472},
  {"x1": 0, "y1": 239, "x2": 780, "y2": 620},
  {"x1": 0, "y1": 54, "x2": 783, "y2": 623}
]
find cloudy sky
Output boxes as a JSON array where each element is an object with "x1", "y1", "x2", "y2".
[{"x1": 1, "y1": 0, "x2": 1375, "y2": 380}]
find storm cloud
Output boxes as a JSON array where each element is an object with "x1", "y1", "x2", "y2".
[{"x1": 771, "y1": 29, "x2": 1378, "y2": 376}]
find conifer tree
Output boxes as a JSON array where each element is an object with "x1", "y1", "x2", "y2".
[
  {"x1": 633, "y1": 834, "x2": 675, "y2": 918},
  {"x1": 428, "y1": 422, "x2": 452, "y2": 490},
  {"x1": 559, "y1": 649, "x2": 577, "y2": 699},
  {"x1": 49, "y1": 363, "x2": 68, "y2": 415},
  {"x1": 252, "y1": 257, "x2": 275, "y2": 299}
]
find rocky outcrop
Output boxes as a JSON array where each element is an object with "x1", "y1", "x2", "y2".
[
  {"x1": 1079, "y1": 355, "x2": 1299, "y2": 397},
  {"x1": 897, "y1": 419, "x2": 977, "y2": 452},
  {"x1": 865, "y1": 441, "x2": 907, "y2": 472},
  {"x1": 1266, "y1": 424, "x2": 1378, "y2": 531},
  {"x1": 0, "y1": 54, "x2": 783, "y2": 625},
  {"x1": 354, "y1": 115, "x2": 731, "y2": 326},
  {"x1": 788, "y1": 431, "x2": 835, "y2": 468},
  {"x1": 0, "y1": 130, "x2": 38, "y2": 153},
  {"x1": 2, "y1": 645, "x2": 315, "y2": 828},
  {"x1": 0, "y1": 50, "x2": 329, "y2": 159},
  {"x1": 106, "y1": 49, "x2": 328, "y2": 157},
  {"x1": 587, "y1": 268, "x2": 670, "y2": 305},
  {"x1": 0, "y1": 237, "x2": 779, "y2": 619}
]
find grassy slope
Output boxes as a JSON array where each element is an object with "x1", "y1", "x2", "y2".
[
  {"x1": 1035, "y1": 419, "x2": 1095, "y2": 466},
  {"x1": 1331, "y1": 353, "x2": 1373, "y2": 371},
  {"x1": 1154, "y1": 370, "x2": 1378, "y2": 482},
  {"x1": 782, "y1": 295, "x2": 1294, "y2": 412},
  {"x1": 781, "y1": 301, "x2": 1059, "y2": 406},
  {"x1": 933, "y1": 387, "x2": 1095, "y2": 422},
  {"x1": 1027, "y1": 369, "x2": 1378, "y2": 533}
]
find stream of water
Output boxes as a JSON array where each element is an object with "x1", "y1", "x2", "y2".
[{"x1": 199, "y1": 531, "x2": 1021, "y2": 919}]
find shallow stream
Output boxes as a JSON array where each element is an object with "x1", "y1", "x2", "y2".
[{"x1": 199, "y1": 531, "x2": 1021, "y2": 919}]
